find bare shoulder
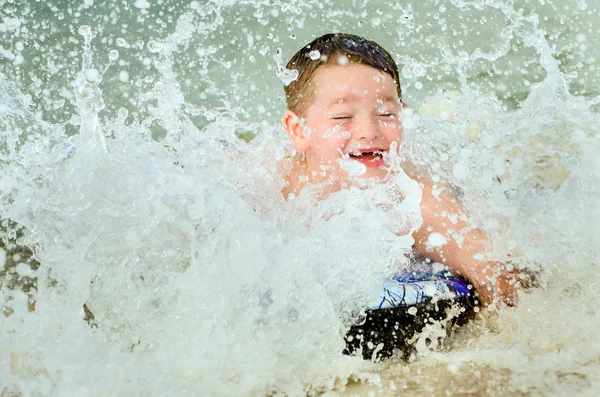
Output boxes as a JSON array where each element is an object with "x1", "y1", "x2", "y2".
[{"x1": 413, "y1": 177, "x2": 462, "y2": 218}]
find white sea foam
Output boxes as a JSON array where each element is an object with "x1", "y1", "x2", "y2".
[{"x1": 1, "y1": 0, "x2": 600, "y2": 396}]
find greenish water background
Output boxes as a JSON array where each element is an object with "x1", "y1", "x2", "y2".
[{"x1": 1, "y1": 0, "x2": 598, "y2": 129}]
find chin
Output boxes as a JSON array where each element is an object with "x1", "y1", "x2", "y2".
[{"x1": 362, "y1": 168, "x2": 389, "y2": 179}]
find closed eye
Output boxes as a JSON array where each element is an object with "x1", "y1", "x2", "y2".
[
  {"x1": 377, "y1": 113, "x2": 395, "y2": 118},
  {"x1": 331, "y1": 116, "x2": 353, "y2": 120}
]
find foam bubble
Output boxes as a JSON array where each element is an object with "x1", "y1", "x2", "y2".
[{"x1": 338, "y1": 157, "x2": 367, "y2": 176}]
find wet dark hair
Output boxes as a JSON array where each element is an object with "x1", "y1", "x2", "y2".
[{"x1": 284, "y1": 33, "x2": 402, "y2": 116}]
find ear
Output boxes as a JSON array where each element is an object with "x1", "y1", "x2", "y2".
[{"x1": 282, "y1": 110, "x2": 311, "y2": 152}]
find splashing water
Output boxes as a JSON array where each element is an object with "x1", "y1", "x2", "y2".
[{"x1": 1, "y1": 1, "x2": 600, "y2": 396}]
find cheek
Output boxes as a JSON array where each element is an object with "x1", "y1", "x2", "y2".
[
  {"x1": 306, "y1": 128, "x2": 339, "y2": 159},
  {"x1": 381, "y1": 120, "x2": 404, "y2": 142},
  {"x1": 318, "y1": 124, "x2": 349, "y2": 146}
]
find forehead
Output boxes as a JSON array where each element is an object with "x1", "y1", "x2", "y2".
[{"x1": 309, "y1": 63, "x2": 399, "y2": 104}]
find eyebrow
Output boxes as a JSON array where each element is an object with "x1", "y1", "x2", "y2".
[
  {"x1": 376, "y1": 96, "x2": 400, "y2": 105},
  {"x1": 327, "y1": 95, "x2": 398, "y2": 108},
  {"x1": 327, "y1": 94, "x2": 360, "y2": 107}
]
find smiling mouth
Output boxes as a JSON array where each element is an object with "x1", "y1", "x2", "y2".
[
  {"x1": 349, "y1": 151, "x2": 384, "y2": 161},
  {"x1": 348, "y1": 151, "x2": 385, "y2": 167}
]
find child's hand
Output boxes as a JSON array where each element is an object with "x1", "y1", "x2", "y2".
[
  {"x1": 473, "y1": 266, "x2": 521, "y2": 307},
  {"x1": 494, "y1": 268, "x2": 522, "y2": 306}
]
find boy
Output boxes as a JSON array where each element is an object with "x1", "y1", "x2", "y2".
[{"x1": 280, "y1": 33, "x2": 520, "y2": 307}]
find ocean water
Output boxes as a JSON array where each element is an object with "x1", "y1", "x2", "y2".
[{"x1": 1, "y1": 0, "x2": 600, "y2": 396}]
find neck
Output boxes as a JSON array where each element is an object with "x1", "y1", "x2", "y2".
[{"x1": 281, "y1": 154, "x2": 309, "y2": 199}]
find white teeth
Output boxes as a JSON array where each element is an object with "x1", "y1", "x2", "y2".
[
  {"x1": 348, "y1": 152, "x2": 384, "y2": 161},
  {"x1": 348, "y1": 150, "x2": 386, "y2": 158}
]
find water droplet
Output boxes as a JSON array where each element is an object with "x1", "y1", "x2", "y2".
[
  {"x1": 337, "y1": 55, "x2": 349, "y2": 66},
  {"x1": 109, "y1": 50, "x2": 119, "y2": 61},
  {"x1": 402, "y1": 59, "x2": 426, "y2": 79},
  {"x1": 78, "y1": 25, "x2": 92, "y2": 38},
  {"x1": 15, "y1": 262, "x2": 32, "y2": 277},
  {"x1": 84, "y1": 68, "x2": 100, "y2": 83},
  {"x1": 133, "y1": 0, "x2": 150, "y2": 9},
  {"x1": 147, "y1": 39, "x2": 163, "y2": 53},
  {"x1": 309, "y1": 50, "x2": 320, "y2": 60}
]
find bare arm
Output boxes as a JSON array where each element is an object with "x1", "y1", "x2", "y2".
[{"x1": 412, "y1": 180, "x2": 520, "y2": 307}]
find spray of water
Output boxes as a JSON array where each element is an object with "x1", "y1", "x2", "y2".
[{"x1": 1, "y1": 0, "x2": 600, "y2": 396}]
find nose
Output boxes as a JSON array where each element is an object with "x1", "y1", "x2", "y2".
[{"x1": 355, "y1": 114, "x2": 380, "y2": 141}]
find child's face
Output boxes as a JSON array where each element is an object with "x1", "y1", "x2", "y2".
[{"x1": 285, "y1": 63, "x2": 403, "y2": 183}]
